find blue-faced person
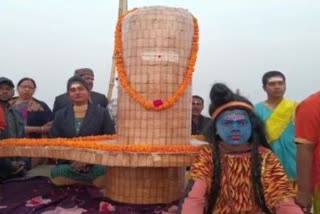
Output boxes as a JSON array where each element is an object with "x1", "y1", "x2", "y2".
[
  {"x1": 216, "y1": 109, "x2": 252, "y2": 145},
  {"x1": 210, "y1": 96, "x2": 260, "y2": 151},
  {"x1": 179, "y1": 83, "x2": 301, "y2": 214}
]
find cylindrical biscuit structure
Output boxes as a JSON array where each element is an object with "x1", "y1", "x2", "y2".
[
  {"x1": 106, "y1": 7, "x2": 196, "y2": 204},
  {"x1": 117, "y1": 6, "x2": 194, "y2": 145}
]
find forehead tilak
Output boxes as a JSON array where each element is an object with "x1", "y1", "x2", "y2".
[
  {"x1": 219, "y1": 109, "x2": 248, "y2": 119},
  {"x1": 223, "y1": 114, "x2": 246, "y2": 120},
  {"x1": 69, "y1": 83, "x2": 83, "y2": 89},
  {"x1": 267, "y1": 76, "x2": 284, "y2": 83}
]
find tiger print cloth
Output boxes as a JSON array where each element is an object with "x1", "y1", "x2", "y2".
[{"x1": 188, "y1": 145, "x2": 296, "y2": 213}]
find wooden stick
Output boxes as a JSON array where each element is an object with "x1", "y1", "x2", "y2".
[{"x1": 107, "y1": 0, "x2": 128, "y2": 101}]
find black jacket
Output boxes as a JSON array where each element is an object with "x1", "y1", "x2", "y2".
[
  {"x1": 50, "y1": 103, "x2": 115, "y2": 138},
  {"x1": 52, "y1": 91, "x2": 108, "y2": 116}
]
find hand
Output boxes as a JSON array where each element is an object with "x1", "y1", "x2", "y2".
[
  {"x1": 43, "y1": 121, "x2": 53, "y2": 128},
  {"x1": 11, "y1": 161, "x2": 26, "y2": 175},
  {"x1": 295, "y1": 194, "x2": 312, "y2": 214},
  {"x1": 41, "y1": 121, "x2": 53, "y2": 134},
  {"x1": 70, "y1": 161, "x2": 90, "y2": 173},
  {"x1": 161, "y1": 205, "x2": 178, "y2": 214}
]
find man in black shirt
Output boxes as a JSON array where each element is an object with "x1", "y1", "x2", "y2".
[{"x1": 191, "y1": 95, "x2": 211, "y2": 135}]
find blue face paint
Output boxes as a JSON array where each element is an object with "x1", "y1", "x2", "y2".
[{"x1": 216, "y1": 109, "x2": 252, "y2": 145}]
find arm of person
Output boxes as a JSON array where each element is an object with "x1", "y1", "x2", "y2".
[
  {"x1": 179, "y1": 179, "x2": 207, "y2": 214},
  {"x1": 24, "y1": 126, "x2": 42, "y2": 134},
  {"x1": 295, "y1": 143, "x2": 314, "y2": 212},
  {"x1": 275, "y1": 200, "x2": 304, "y2": 214},
  {"x1": 295, "y1": 100, "x2": 320, "y2": 210},
  {"x1": 102, "y1": 109, "x2": 116, "y2": 134},
  {"x1": 179, "y1": 145, "x2": 212, "y2": 213},
  {"x1": 24, "y1": 123, "x2": 52, "y2": 135}
]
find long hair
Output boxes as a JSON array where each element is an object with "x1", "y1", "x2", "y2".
[{"x1": 204, "y1": 83, "x2": 271, "y2": 214}]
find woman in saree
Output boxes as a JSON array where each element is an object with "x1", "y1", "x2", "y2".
[{"x1": 10, "y1": 77, "x2": 53, "y2": 138}]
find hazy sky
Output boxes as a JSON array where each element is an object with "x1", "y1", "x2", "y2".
[{"x1": 1, "y1": 1, "x2": 319, "y2": 114}]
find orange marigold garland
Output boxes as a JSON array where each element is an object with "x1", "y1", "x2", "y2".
[
  {"x1": 0, "y1": 137, "x2": 201, "y2": 153},
  {"x1": 77, "y1": 134, "x2": 117, "y2": 141},
  {"x1": 115, "y1": 9, "x2": 199, "y2": 111}
]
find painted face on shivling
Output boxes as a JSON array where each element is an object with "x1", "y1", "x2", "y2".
[{"x1": 216, "y1": 109, "x2": 252, "y2": 145}]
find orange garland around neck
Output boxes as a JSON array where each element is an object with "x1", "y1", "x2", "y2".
[{"x1": 115, "y1": 8, "x2": 199, "y2": 111}]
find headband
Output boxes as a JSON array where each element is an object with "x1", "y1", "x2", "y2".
[{"x1": 211, "y1": 101, "x2": 253, "y2": 119}]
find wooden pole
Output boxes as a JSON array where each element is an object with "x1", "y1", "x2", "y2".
[{"x1": 106, "y1": 0, "x2": 128, "y2": 101}]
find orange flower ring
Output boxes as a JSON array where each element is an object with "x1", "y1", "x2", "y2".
[{"x1": 115, "y1": 9, "x2": 199, "y2": 111}]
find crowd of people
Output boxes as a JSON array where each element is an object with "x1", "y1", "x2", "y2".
[
  {"x1": 0, "y1": 69, "x2": 319, "y2": 213},
  {"x1": 187, "y1": 71, "x2": 318, "y2": 213},
  {"x1": 0, "y1": 68, "x2": 115, "y2": 185}
]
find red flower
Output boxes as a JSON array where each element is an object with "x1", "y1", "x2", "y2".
[
  {"x1": 25, "y1": 196, "x2": 51, "y2": 207},
  {"x1": 99, "y1": 201, "x2": 115, "y2": 212},
  {"x1": 153, "y1": 99, "x2": 163, "y2": 107}
]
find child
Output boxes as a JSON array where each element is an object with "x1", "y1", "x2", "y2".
[{"x1": 180, "y1": 83, "x2": 303, "y2": 214}]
